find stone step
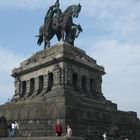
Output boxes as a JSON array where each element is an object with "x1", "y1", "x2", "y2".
[{"x1": 0, "y1": 137, "x2": 84, "y2": 140}]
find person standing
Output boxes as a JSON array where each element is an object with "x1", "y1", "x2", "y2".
[
  {"x1": 66, "y1": 124, "x2": 72, "y2": 137},
  {"x1": 11, "y1": 122, "x2": 15, "y2": 137},
  {"x1": 14, "y1": 121, "x2": 19, "y2": 136},
  {"x1": 54, "y1": 120, "x2": 62, "y2": 136},
  {"x1": 102, "y1": 132, "x2": 107, "y2": 140}
]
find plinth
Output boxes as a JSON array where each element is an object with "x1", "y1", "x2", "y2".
[{"x1": 0, "y1": 43, "x2": 140, "y2": 140}]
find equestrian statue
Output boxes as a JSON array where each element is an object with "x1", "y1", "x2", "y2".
[{"x1": 36, "y1": 0, "x2": 82, "y2": 49}]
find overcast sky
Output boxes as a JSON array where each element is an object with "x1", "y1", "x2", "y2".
[{"x1": 0, "y1": 0, "x2": 140, "y2": 118}]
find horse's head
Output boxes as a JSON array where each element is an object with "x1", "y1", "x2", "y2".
[
  {"x1": 63, "y1": 4, "x2": 82, "y2": 18},
  {"x1": 72, "y1": 3, "x2": 82, "y2": 18}
]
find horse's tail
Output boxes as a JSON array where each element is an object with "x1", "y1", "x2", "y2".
[{"x1": 37, "y1": 34, "x2": 43, "y2": 46}]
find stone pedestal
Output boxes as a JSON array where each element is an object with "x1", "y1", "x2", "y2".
[{"x1": 0, "y1": 43, "x2": 140, "y2": 140}]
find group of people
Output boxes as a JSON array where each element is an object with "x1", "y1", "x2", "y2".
[
  {"x1": 6, "y1": 119, "x2": 71, "y2": 137},
  {"x1": 7, "y1": 121, "x2": 19, "y2": 137},
  {"x1": 54, "y1": 120, "x2": 72, "y2": 137}
]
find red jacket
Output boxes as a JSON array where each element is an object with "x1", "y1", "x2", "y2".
[{"x1": 55, "y1": 124, "x2": 62, "y2": 134}]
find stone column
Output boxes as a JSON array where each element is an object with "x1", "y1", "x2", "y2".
[
  {"x1": 32, "y1": 77, "x2": 39, "y2": 96},
  {"x1": 65, "y1": 68, "x2": 73, "y2": 86},
  {"x1": 86, "y1": 78, "x2": 91, "y2": 97},
  {"x1": 95, "y1": 75, "x2": 105, "y2": 100},
  {"x1": 12, "y1": 77, "x2": 21, "y2": 101},
  {"x1": 14, "y1": 77, "x2": 21, "y2": 96},
  {"x1": 44, "y1": 75, "x2": 48, "y2": 89},
  {"x1": 24, "y1": 80, "x2": 30, "y2": 98},
  {"x1": 20, "y1": 80, "x2": 27, "y2": 100},
  {"x1": 42, "y1": 75, "x2": 48, "y2": 94},
  {"x1": 61, "y1": 68, "x2": 65, "y2": 86},
  {"x1": 95, "y1": 76, "x2": 102, "y2": 93},
  {"x1": 90, "y1": 79, "x2": 96, "y2": 97},
  {"x1": 53, "y1": 64, "x2": 61, "y2": 86},
  {"x1": 77, "y1": 74, "x2": 83, "y2": 94}
]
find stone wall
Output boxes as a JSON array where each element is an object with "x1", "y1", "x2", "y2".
[
  {"x1": 65, "y1": 94, "x2": 140, "y2": 139},
  {"x1": 0, "y1": 99, "x2": 66, "y2": 137}
]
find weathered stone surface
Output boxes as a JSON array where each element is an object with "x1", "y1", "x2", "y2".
[
  {"x1": 0, "y1": 117, "x2": 7, "y2": 137},
  {"x1": 0, "y1": 43, "x2": 140, "y2": 140}
]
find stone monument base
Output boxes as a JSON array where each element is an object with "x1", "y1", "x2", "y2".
[
  {"x1": 0, "y1": 136, "x2": 84, "y2": 140},
  {"x1": 0, "y1": 44, "x2": 140, "y2": 140}
]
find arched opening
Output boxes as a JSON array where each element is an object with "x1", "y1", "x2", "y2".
[
  {"x1": 21, "y1": 81, "x2": 26, "y2": 97},
  {"x1": 73, "y1": 73, "x2": 78, "y2": 90},
  {"x1": 30, "y1": 78, "x2": 35, "y2": 95},
  {"x1": 48, "y1": 72, "x2": 53, "y2": 91},
  {"x1": 90, "y1": 79, "x2": 96, "y2": 93},
  {"x1": 38, "y1": 75, "x2": 44, "y2": 93},
  {"x1": 82, "y1": 76, "x2": 87, "y2": 91}
]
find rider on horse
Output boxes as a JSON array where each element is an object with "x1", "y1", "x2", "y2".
[
  {"x1": 37, "y1": 1, "x2": 82, "y2": 49},
  {"x1": 44, "y1": 0, "x2": 62, "y2": 34}
]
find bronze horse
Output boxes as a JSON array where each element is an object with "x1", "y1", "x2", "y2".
[{"x1": 37, "y1": 4, "x2": 82, "y2": 49}]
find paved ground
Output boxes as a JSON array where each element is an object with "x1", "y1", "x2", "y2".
[{"x1": 0, "y1": 136, "x2": 84, "y2": 140}]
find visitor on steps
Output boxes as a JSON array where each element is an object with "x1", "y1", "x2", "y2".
[
  {"x1": 11, "y1": 122, "x2": 16, "y2": 137},
  {"x1": 66, "y1": 124, "x2": 72, "y2": 137},
  {"x1": 102, "y1": 132, "x2": 107, "y2": 140},
  {"x1": 54, "y1": 120, "x2": 62, "y2": 136},
  {"x1": 14, "y1": 121, "x2": 19, "y2": 136}
]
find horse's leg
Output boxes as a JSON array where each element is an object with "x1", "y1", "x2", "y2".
[
  {"x1": 56, "y1": 32, "x2": 62, "y2": 41},
  {"x1": 43, "y1": 35, "x2": 47, "y2": 49},
  {"x1": 61, "y1": 29, "x2": 65, "y2": 42},
  {"x1": 44, "y1": 41, "x2": 47, "y2": 49},
  {"x1": 44, "y1": 38, "x2": 51, "y2": 49},
  {"x1": 37, "y1": 25, "x2": 44, "y2": 46}
]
